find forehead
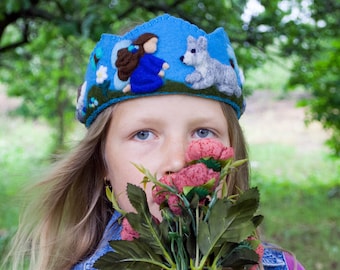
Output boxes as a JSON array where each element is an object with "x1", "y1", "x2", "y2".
[
  {"x1": 116, "y1": 94, "x2": 221, "y2": 110},
  {"x1": 111, "y1": 95, "x2": 226, "y2": 123}
]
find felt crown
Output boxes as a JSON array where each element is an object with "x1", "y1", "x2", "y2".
[{"x1": 76, "y1": 14, "x2": 245, "y2": 127}]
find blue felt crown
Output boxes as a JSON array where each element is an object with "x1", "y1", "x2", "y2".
[{"x1": 76, "y1": 14, "x2": 245, "y2": 127}]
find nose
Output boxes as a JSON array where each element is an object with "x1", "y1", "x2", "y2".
[
  {"x1": 179, "y1": 55, "x2": 184, "y2": 62},
  {"x1": 159, "y1": 137, "x2": 187, "y2": 176}
]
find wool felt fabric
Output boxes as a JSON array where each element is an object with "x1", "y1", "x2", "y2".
[
  {"x1": 76, "y1": 14, "x2": 245, "y2": 127},
  {"x1": 130, "y1": 53, "x2": 166, "y2": 93}
]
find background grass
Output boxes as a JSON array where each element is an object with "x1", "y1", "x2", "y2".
[
  {"x1": 0, "y1": 115, "x2": 52, "y2": 258},
  {"x1": 249, "y1": 143, "x2": 340, "y2": 270}
]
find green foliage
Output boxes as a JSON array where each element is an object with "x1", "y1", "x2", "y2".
[
  {"x1": 278, "y1": 0, "x2": 340, "y2": 156},
  {"x1": 244, "y1": 48, "x2": 292, "y2": 92},
  {"x1": 292, "y1": 38, "x2": 340, "y2": 156},
  {"x1": 197, "y1": 188, "x2": 260, "y2": 254},
  {"x1": 257, "y1": 181, "x2": 340, "y2": 270},
  {"x1": 1, "y1": 22, "x2": 93, "y2": 150},
  {"x1": 248, "y1": 142, "x2": 340, "y2": 270}
]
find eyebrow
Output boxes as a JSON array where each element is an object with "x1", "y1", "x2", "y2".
[{"x1": 189, "y1": 114, "x2": 226, "y2": 125}]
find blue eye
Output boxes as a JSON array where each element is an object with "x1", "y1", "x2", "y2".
[
  {"x1": 195, "y1": 129, "x2": 214, "y2": 138},
  {"x1": 134, "y1": 130, "x2": 153, "y2": 141}
]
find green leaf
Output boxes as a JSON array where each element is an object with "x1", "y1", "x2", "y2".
[
  {"x1": 201, "y1": 177, "x2": 218, "y2": 190},
  {"x1": 197, "y1": 221, "x2": 211, "y2": 254},
  {"x1": 105, "y1": 186, "x2": 126, "y2": 215},
  {"x1": 183, "y1": 178, "x2": 218, "y2": 204},
  {"x1": 94, "y1": 239, "x2": 168, "y2": 270},
  {"x1": 184, "y1": 186, "x2": 210, "y2": 201},
  {"x1": 221, "y1": 245, "x2": 259, "y2": 268},
  {"x1": 197, "y1": 188, "x2": 261, "y2": 267},
  {"x1": 230, "y1": 159, "x2": 248, "y2": 168},
  {"x1": 95, "y1": 184, "x2": 177, "y2": 269},
  {"x1": 133, "y1": 164, "x2": 178, "y2": 193},
  {"x1": 126, "y1": 183, "x2": 150, "y2": 216},
  {"x1": 124, "y1": 184, "x2": 175, "y2": 265},
  {"x1": 252, "y1": 214, "x2": 264, "y2": 227},
  {"x1": 198, "y1": 157, "x2": 222, "y2": 171}
]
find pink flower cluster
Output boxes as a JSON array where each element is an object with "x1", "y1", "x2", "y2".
[
  {"x1": 252, "y1": 243, "x2": 264, "y2": 270},
  {"x1": 120, "y1": 217, "x2": 140, "y2": 241},
  {"x1": 247, "y1": 236, "x2": 265, "y2": 270},
  {"x1": 153, "y1": 139, "x2": 234, "y2": 215},
  {"x1": 153, "y1": 163, "x2": 220, "y2": 214},
  {"x1": 185, "y1": 138, "x2": 234, "y2": 162}
]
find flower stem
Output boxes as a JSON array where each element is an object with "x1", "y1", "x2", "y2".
[
  {"x1": 195, "y1": 206, "x2": 200, "y2": 268},
  {"x1": 182, "y1": 195, "x2": 197, "y2": 234},
  {"x1": 204, "y1": 191, "x2": 218, "y2": 223}
]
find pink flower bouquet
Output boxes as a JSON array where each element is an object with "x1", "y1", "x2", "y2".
[{"x1": 95, "y1": 138, "x2": 263, "y2": 270}]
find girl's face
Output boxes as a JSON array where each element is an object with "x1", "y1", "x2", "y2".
[
  {"x1": 105, "y1": 95, "x2": 230, "y2": 220},
  {"x1": 143, "y1": 37, "x2": 158, "y2": 54}
]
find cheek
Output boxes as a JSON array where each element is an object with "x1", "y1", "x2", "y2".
[
  {"x1": 106, "y1": 155, "x2": 141, "y2": 188},
  {"x1": 105, "y1": 146, "x2": 157, "y2": 194},
  {"x1": 105, "y1": 150, "x2": 160, "y2": 216},
  {"x1": 106, "y1": 158, "x2": 141, "y2": 209}
]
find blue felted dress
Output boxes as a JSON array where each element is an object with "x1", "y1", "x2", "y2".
[{"x1": 130, "y1": 53, "x2": 166, "y2": 94}]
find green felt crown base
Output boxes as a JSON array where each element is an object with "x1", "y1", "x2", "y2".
[{"x1": 84, "y1": 81, "x2": 244, "y2": 127}]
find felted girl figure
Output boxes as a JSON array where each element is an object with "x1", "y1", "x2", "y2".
[
  {"x1": 4, "y1": 15, "x2": 305, "y2": 270},
  {"x1": 115, "y1": 33, "x2": 170, "y2": 93}
]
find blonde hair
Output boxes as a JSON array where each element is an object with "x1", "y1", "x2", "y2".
[
  {"x1": 5, "y1": 107, "x2": 114, "y2": 270},
  {"x1": 221, "y1": 103, "x2": 266, "y2": 270},
  {"x1": 5, "y1": 101, "x2": 252, "y2": 270},
  {"x1": 220, "y1": 103, "x2": 250, "y2": 195}
]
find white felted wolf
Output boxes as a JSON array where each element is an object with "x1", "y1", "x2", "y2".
[{"x1": 180, "y1": 35, "x2": 241, "y2": 97}]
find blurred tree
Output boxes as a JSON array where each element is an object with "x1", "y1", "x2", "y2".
[
  {"x1": 0, "y1": 23, "x2": 91, "y2": 149},
  {"x1": 0, "y1": 0, "x2": 339, "y2": 155},
  {"x1": 278, "y1": 0, "x2": 340, "y2": 156}
]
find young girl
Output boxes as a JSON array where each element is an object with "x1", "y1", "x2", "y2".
[
  {"x1": 6, "y1": 14, "x2": 305, "y2": 270},
  {"x1": 115, "y1": 32, "x2": 169, "y2": 93}
]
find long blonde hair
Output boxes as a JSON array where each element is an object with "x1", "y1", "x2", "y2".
[
  {"x1": 5, "y1": 107, "x2": 114, "y2": 270},
  {"x1": 220, "y1": 103, "x2": 250, "y2": 195},
  {"x1": 5, "y1": 101, "x2": 251, "y2": 270},
  {"x1": 221, "y1": 103, "x2": 265, "y2": 270}
]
